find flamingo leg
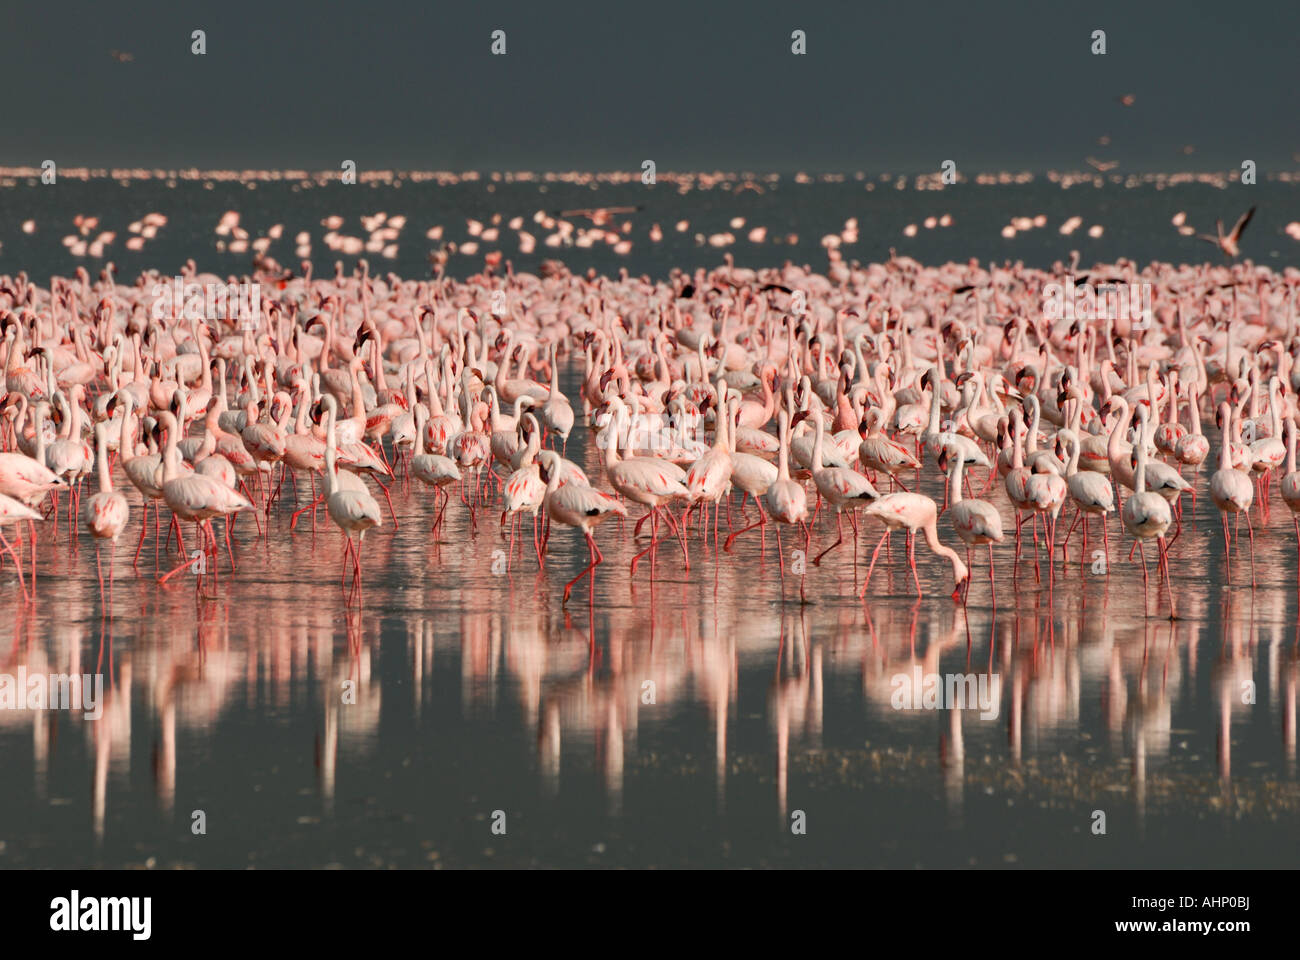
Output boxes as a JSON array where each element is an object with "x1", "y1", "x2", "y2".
[
  {"x1": 374, "y1": 477, "x2": 398, "y2": 529},
  {"x1": 157, "y1": 549, "x2": 200, "y2": 584},
  {"x1": 988, "y1": 543, "x2": 997, "y2": 607},
  {"x1": 660, "y1": 504, "x2": 689, "y2": 568},
  {"x1": 723, "y1": 510, "x2": 765, "y2": 553},
  {"x1": 1158, "y1": 534, "x2": 1176, "y2": 619},
  {"x1": 134, "y1": 500, "x2": 150, "y2": 565},
  {"x1": 859, "y1": 530, "x2": 889, "y2": 600},
  {"x1": 630, "y1": 508, "x2": 660, "y2": 576},
  {"x1": 290, "y1": 494, "x2": 325, "y2": 532},
  {"x1": 814, "y1": 511, "x2": 844, "y2": 566},
  {"x1": 0, "y1": 528, "x2": 29, "y2": 602},
  {"x1": 563, "y1": 531, "x2": 601, "y2": 605},
  {"x1": 908, "y1": 530, "x2": 923, "y2": 597},
  {"x1": 1246, "y1": 510, "x2": 1257, "y2": 588},
  {"x1": 1294, "y1": 516, "x2": 1300, "y2": 588}
]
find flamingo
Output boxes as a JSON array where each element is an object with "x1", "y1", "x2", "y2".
[
  {"x1": 0, "y1": 492, "x2": 42, "y2": 600},
  {"x1": 601, "y1": 398, "x2": 689, "y2": 574},
  {"x1": 1055, "y1": 428, "x2": 1115, "y2": 566},
  {"x1": 82, "y1": 420, "x2": 129, "y2": 603},
  {"x1": 859, "y1": 492, "x2": 970, "y2": 600},
  {"x1": 321, "y1": 394, "x2": 383, "y2": 595},
  {"x1": 940, "y1": 448, "x2": 1003, "y2": 601},
  {"x1": 1209, "y1": 402, "x2": 1256, "y2": 587},
  {"x1": 761, "y1": 408, "x2": 811, "y2": 594},
  {"x1": 792, "y1": 398, "x2": 878, "y2": 566},
  {"x1": 1122, "y1": 404, "x2": 1177, "y2": 614},
  {"x1": 857, "y1": 407, "x2": 920, "y2": 490},
  {"x1": 683, "y1": 382, "x2": 735, "y2": 548},
  {"x1": 155, "y1": 410, "x2": 252, "y2": 588},
  {"x1": 537, "y1": 341, "x2": 575, "y2": 449},
  {"x1": 1196, "y1": 206, "x2": 1255, "y2": 258},
  {"x1": 538, "y1": 450, "x2": 626, "y2": 604},
  {"x1": 1280, "y1": 416, "x2": 1300, "y2": 585},
  {"x1": 411, "y1": 404, "x2": 461, "y2": 535}
]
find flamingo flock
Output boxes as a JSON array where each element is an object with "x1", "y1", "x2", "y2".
[{"x1": 2, "y1": 250, "x2": 1299, "y2": 616}]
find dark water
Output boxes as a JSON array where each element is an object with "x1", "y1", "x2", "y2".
[
  {"x1": 1, "y1": 178, "x2": 1299, "y2": 869},
  {"x1": 1, "y1": 174, "x2": 1297, "y2": 282}
]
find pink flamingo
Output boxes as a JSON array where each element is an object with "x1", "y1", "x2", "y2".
[
  {"x1": 761, "y1": 409, "x2": 810, "y2": 598},
  {"x1": 82, "y1": 420, "x2": 129, "y2": 604},
  {"x1": 539, "y1": 450, "x2": 626, "y2": 604},
  {"x1": 859, "y1": 492, "x2": 969, "y2": 601},
  {"x1": 319, "y1": 395, "x2": 383, "y2": 595}
]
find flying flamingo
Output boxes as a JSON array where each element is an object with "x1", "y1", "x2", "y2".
[{"x1": 1197, "y1": 206, "x2": 1255, "y2": 258}]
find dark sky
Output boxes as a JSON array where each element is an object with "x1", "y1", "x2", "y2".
[{"x1": 3, "y1": 0, "x2": 1296, "y2": 172}]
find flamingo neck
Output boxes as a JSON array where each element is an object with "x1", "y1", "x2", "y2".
[{"x1": 96, "y1": 426, "x2": 112, "y2": 493}]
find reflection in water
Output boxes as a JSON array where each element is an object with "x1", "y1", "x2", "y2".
[{"x1": 1, "y1": 402, "x2": 1299, "y2": 868}]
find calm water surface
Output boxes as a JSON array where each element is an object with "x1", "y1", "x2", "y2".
[
  {"x1": 0, "y1": 362, "x2": 1297, "y2": 869},
  {"x1": 1, "y1": 177, "x2": 1298, "y2": 279}
]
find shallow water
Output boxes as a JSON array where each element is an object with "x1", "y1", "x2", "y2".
[
  {"x1": 1, "y1": 362, "x2": 1298, "y2": 869},
  {"x1": 1, "y1": 176, "x2": 1297, "y2": 281}
]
